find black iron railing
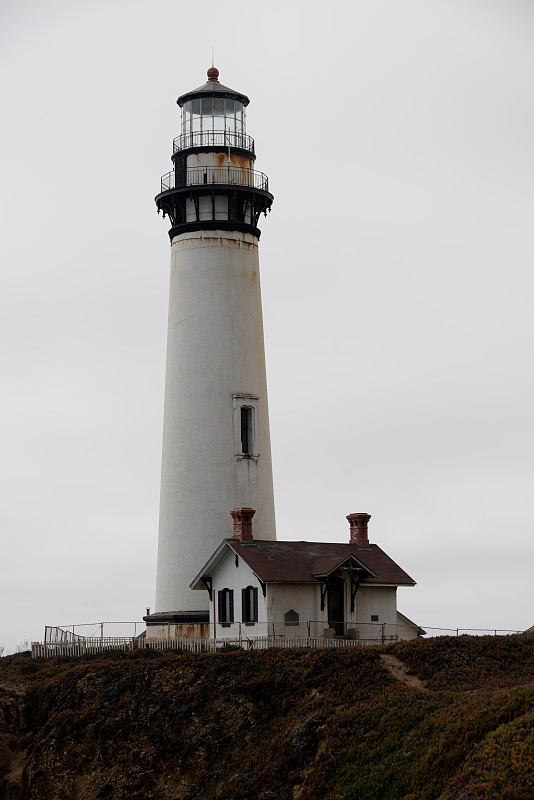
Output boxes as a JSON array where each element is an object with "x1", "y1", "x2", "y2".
[
  {"x1": 160, "y1": 167, "x2": 269, "y2": 193},
  {"x1": 173, "y1": 130, "x2": 255, "y2": 154}
]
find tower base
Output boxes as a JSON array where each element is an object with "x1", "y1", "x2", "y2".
[{"x1": 144, "y1": 611, "x2": 210, "y2": 641}]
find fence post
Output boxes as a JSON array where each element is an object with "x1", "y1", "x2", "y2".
[{"x1": 381, "y1": 623, "x2": 385, "y2": 645}]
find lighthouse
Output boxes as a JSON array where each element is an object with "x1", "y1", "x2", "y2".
[{"x1": 149, "y1": 68, "x2": 276, "y2": 633}]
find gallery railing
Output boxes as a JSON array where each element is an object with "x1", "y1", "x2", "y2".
[
  {"x1": 173, "y1": 130, "x2": 255, "y2": 154},
  {"x1": 160, "y1": 167, "x2": 269, "y2": 193}
]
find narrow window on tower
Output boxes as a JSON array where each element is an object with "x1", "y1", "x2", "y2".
[
  {"x1": 240, "y1": 407, "x2": 253, "y2": 456},
  {"x1": 233, "y1": 395, "x2": 258, "y2": 460}
]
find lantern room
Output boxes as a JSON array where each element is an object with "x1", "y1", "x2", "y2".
[
  {"x1": 156, "y1": 67, "x2": 272, "y2": 240},
  {"x1": 176, "y1": 67, "x2": 252, "y2": 153}
]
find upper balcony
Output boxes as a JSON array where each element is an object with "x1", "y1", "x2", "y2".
[
  {"x1": 160, "y1": 166, "x2": 269, "y2": 194},
  {"x1": 173, "y1": 130, "x2": 255, "y2": 155}
]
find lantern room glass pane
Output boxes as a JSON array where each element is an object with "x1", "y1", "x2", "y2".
[
  {"x1": 181, "y1": 95, "x2": 246, "y2": 137},
  {"x1": 224, "y1": 103, "x2": 233, "y2": 134},
  {"x1": 200, "y1": 98, "x2": 212, "y2": 133},
  {"x1": 182, "y1": 103, "x2": 190, "y2": 134},
  {"x1": 191, "y1": 98, "x2": 201, "y2": 133},
  {"x1": 236, "y1": 104, "x2": 244, "y2": 134},
  {"x1": 200, "y1": 97, "x2": 212, "y2": 117}
]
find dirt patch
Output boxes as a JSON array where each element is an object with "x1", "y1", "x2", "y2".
[{"x1": 380, "y1": 654, "x2": 427, "y2": 691}]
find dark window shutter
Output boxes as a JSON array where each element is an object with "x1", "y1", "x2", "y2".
[
  {"x1": 218, "y1": 591, "x2": 224, "y2": 622},
  {"x1": 253, "y1": 587, "x2": 258, "y2": 622},
  {"x1": 229, "y1": 590, "x2": 234, "y2": 623},
  {"x1": 242, "y1": 587, "x2": 247, "y2": 622}
]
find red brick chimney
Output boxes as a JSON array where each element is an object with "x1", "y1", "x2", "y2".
[
  {"x1": 347, "y1": 513, "x2": 371, "y2": 545},
  {"x1": 230, "y1": 508, "x2": 256, "y2": 541}
]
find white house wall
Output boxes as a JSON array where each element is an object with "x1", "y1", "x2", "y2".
[
  {"x1": 355, "y1": 586, "x2": 397, "y2": 643},
  {"x1": 209, "y1": 547, "x2": 267, "y2": 637},
  {"x1": 266, "y1": 580, "x2": 398, "y2": 640},
  {"x1": 266, "y1": 584, "x2": 319, "y2": 636}
]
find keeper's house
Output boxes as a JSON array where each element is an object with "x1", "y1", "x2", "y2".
[{"x1": 190, "y1": 509, "x2": 418, "y2": 644}]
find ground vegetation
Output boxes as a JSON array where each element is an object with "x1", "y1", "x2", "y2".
[{"x1": 0, "y1": 634, "x2": 532, "y2": 799}]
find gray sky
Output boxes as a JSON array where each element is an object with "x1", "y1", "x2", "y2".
[{"x1": 1, "y1": 0, "x2": 533, "y2": 653}]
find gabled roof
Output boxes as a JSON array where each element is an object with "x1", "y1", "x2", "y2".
[{"x1": 191, "y1": 539, "x2": 416, "y2": 589}]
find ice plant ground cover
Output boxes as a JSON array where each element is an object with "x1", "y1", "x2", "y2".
[{"x1": 0, "y1": 634, "x2": 533, "y2": 799}]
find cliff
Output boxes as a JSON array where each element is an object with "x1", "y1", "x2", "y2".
[{"x1": 1, "y1": 635, "x2": 533, "y2": 799}]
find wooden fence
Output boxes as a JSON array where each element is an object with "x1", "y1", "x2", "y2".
[
  {"x1": 32, "y1": 633, "x2": 368, "y2": 659},
  {"x1": 32, "y1": 638, "x2": 140, "y2": 659}
]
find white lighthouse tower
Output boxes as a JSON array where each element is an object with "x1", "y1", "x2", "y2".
[{"x1": 148, "y1": 68, "x2": 276, "y2": 633}]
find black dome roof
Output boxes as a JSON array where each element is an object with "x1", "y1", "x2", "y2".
[{"x1": 177, "y1": 68, "x2": 250, "y2": 108}]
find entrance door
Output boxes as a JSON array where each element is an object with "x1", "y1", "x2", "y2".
[{"x1": 327, "y1": 577, "x2": 345, "y2": 637}]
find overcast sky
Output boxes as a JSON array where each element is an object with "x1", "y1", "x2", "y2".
[{"x1": 1, "y1": 0, "x2": 533, "y2": 653}]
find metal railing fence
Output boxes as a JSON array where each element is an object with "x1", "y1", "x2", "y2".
[
  {"x1": 31, "y1": 620, "x2": 524, "y2": 659},
  {"x1": 196, "y1": 620, "x2": 399, "y2": 644},
  {"x1": 173, "y1": 130, "x2": 255, "y2": 154},
  {"x1": 43, "y1": 622, "x2": 143, "y2": 643},
  {"x1": 415, "y1": 626, "x2": 522, "y2": 637},
  {"x1": 160, "y1": 166, "x2": 269, "y2": 193}
]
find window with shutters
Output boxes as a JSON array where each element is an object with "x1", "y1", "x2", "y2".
[
  {"x1": 232, "y1": 395, "x2": 259, "y2": 460},
  {"x1": 242, "y1": 585, "x2": 258, "y2": 625},
  {"x1": 218, "y1": 588, "x2": 234, "y2": 627}
]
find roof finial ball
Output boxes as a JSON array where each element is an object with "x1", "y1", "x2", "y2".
[{"x1": 207, "y1": 66, "x2": 219, "y2": 83}]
